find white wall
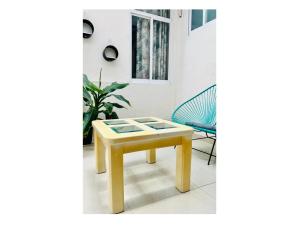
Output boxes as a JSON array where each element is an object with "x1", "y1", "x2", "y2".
[
  {"x1": 83, "y1": 10, "x2": 183, "y2": 120},
  {"x1": 83, "y1": 10, "x2": 216, "y2": 119},
  {"x1": 175, "y1": 13, "x2": 216, "y2": 106}
]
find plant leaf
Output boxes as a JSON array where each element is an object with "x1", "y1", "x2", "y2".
[
  {"x1": 105, "y1": 111, "x2": 119, "y2": 119},
  {"x1": 83, "y1": 110, "x2": 93, "y2": 135},
  {"x1": 110, "y1": 94, "x2": 131, "y2": 106},
  {"x1": 83, "y1": 74, "x2": 103, "y2": 93},
  {"x1": 83, "y1": 87, "x2": 92, "y2": 104},
  {"x1": 102, "y1": 82, "x2": 129, "y2": 94},
  {"x1": 99, "y1": 68, "x2": 102, "y2": 88},
  {"x1": 83, "y1": 108, "x2": 98, "y2": 137},
  {"x1": 111, "y1": 103, "x2": 126, "y2": 109},
  {"x1": 103, "y1": 102, "x2": 113, "y2": 115},
  {"x1": 110, "y1": 111, "x2": 119, "y2": 119}
]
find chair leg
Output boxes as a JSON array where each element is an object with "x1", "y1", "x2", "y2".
[{"x1": 208, "y1": 139, "x2": 216, "y2": 165}]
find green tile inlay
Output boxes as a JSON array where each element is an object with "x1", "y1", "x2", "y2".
[
  {"x1": 146, "y1": 122, "x2": 176, "y2": 130},
  {"x1": 111, "y1": 125, "x2": 143, "y2": 134},
  {"x1": 134, "y1": 118, "x2": 158, "y2": 123},
  {"x1": 104, "y1": 120, "x2": 128, "y2": 125}
]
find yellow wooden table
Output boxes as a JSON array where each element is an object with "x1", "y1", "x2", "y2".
[{"x1": 92, "y1": 117, "x2": 193, "y2": 213}]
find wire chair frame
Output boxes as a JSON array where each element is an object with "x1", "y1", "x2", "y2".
[{"x1": 171, "y1": 84, "x2": 216, "y2": 165}]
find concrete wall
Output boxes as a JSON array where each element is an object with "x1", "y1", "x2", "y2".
[{"x1": 175, "y1": 13, "x2": 216, "y2": 106}]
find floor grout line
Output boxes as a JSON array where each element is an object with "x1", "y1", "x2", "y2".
[{"x1": 195, "y1": 181, "x2": 216, "y2": 188}]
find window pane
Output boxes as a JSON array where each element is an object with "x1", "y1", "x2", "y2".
[
  {"x1": 132, "y1": 16, "x2": 150, "y2": 79},
  {"x1": 152, "y1": 20, "x2": 169, "y2": 80},
  {"x1": 206, "y1": 9, "x2": 216, "y2": 22},
  {"x1": 137, "y1": 9, "x2": 170, "y2": 18},
  {"x1": 191, "y1": 9, "x2": 203, "y2": 30}
]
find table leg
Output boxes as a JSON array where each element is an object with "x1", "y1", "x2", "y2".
[
  {"x1": 146, "y1": 149, "x2": 156, "y2": 164},
  {"x1": 108, "y1": 145, "x2": 124, "y2": 213},
  {"x1": 93, "y1": 129, "x2": 106, "y2": 174},
  {"x1": 176, "y1": 135, "x2": 192, "y2": 192}
]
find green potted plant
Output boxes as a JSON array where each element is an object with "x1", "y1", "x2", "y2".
[{"x1": 83, "y1": 71, "x2": 130, "y2": 145}]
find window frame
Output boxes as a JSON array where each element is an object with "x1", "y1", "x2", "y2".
[{"x1": 131, "y1": 10, "x2": 171, "y2": 84}]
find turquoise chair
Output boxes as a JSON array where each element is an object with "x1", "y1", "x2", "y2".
[{"x1": 172, "y1": 85, "x2": 216, "y2": 165}]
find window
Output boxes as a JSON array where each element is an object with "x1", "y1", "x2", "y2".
[
  {"x1": 132, "y1": 16, "x2": 150, "y2": 79},
  {"x1": 132, "y1": 10, "x2": 170, "y2": 81},
  {"x1": 137, "y1": 9, "x2": 170, "y2": 18},
  {"x1": 206, "y1": 9, "x2": 216, "y2": 23},
  {"x1": 190, "y1": 9, "x2": 216, "y2": 32},
  {"x1": 191, "y1": 10, "x2": 203, "y2": 30}
]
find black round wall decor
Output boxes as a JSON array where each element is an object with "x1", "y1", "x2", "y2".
[
  {"x1": 103, "y1": 45, "x2": 119, "y2": 61},
  {"x1": 83, "y1": 19, "x2": 94, "y2": 38}
]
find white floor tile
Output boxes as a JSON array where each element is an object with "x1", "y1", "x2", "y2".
[
  {"x1": 124, "y1": 188, "x2": 216, "y2": 214},
  {"x1": 200, "y1": 183, "x2": 216, "y2": 199}
]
